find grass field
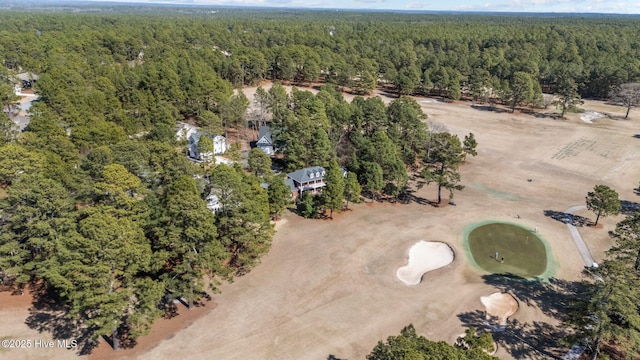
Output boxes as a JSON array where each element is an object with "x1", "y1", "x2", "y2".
[{"x1": 466, "y1": 222, "x2": 548, "y2": 278}]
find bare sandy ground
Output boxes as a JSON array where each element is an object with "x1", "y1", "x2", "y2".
[
  {"x1": 396, "y1": 241, "x2": 454, "y2": 285},
  {"x1": 2, "y1": 85, "x2": 639, "y2": 360}
]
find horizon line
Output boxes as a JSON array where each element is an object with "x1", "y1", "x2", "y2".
[{"x1": 9, "y1": 0, "x2": 640, "y2": 16}]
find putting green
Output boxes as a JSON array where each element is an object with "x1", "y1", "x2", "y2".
[{"x1": 464, "y1": 221, "x2": 552, "y2": 279}]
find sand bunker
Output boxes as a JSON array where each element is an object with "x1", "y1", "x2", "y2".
[
  {"x1": 580, "y1": 111, "x2": 605, "y2": 123},
  {"x1": 481, "y1": 292, "x2": 518, "y2": 325},
  {"x1": 396, "y1": 241, "x2": 454, "y2": 285}
]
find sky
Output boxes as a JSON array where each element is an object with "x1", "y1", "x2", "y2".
[{"x1": 81, "y1": 0, "x2": 640, "y2": 14}]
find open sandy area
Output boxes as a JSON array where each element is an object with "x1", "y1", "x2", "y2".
[
  {"x1": 481, "y1": 293, "x2": 519, "y2": 326},
  {"x1": 396, "y1": 241, "x2": 454, "y2": 285},
  {"x1": 2, "y1": 85, "x2": 639, "y2": 360}
]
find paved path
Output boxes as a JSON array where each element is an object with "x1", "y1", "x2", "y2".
[
  {"x1": 561, "y1": 207, "x2": 592, "y2": 360},
  {"x1": 564, "y1": 205, "x2": 596, "y2": 267}
]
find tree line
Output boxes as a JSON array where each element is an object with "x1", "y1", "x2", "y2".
[
  {"x1": 253, "y1": 82, "x2": 476, "y2": 218},
  {"x1": 2, "y1": 10, "x2": 640, "y2": 111}
]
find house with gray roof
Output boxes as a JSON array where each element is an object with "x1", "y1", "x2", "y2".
[
  {"x1": 256, "y1": 126, "x2": 274, "y2": 155},
  {"x1": 188, "y1": 131, "x2": 227, "y2": 162},
  {"x1": 285, "y1": 165, "x2": 347, "y2": 200}
]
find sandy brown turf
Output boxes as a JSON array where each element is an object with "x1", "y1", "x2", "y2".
[{"x1": 1, "y1": 88, "x2": 639, "y2": 360}]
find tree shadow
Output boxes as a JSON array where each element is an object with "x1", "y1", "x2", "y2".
[
  {"x1": 326, "y1": 355, "x2": 346, "y2": 360},
  {"x1": 457, "y1": 310, "x2": 568, "y2": 359},
  {"x1": 633, "y1": 134, "x2": 640, "y2": 139},
  {"x1": 460, "y1": 274, "x2": 583, "y2": 359},
  {"x1": 533, "y1": 112, "x2": 563, "y2": 120},
  {"x1": 398, "y1": 190, "x2": 438, "y2": 206},
  {"x1": 471, "y1": 104, "x2": 509, "y2": 113},
  {"x1": 543, "y1": 209, "x2": 590, "y2": 227},
  {"x1": 24, "y1": 282, "x2": 97, "y2": 355},
  {"x1": 160, "y1": 296, "x2": 179, "y2": 319},
  {"x1": 605, "y1": 114, "x2": 628, "y2": 121},
  {"x1": 621, "y1": 200, "x2": 640, "y2": 215},
  {"x1": 482, "y1": 275, "x2": 581, "y2": 319}
]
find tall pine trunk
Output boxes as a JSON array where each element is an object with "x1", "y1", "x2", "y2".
[
  {"x1": 591, "y1": 336, "x2": 600, "y2": 360},
  {"x1": 112, "y1": 328, "x2": 120, "y2": 351}
]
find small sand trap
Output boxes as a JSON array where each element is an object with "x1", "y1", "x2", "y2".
[
  {"x1": 396, "y1": 241, "x2": 454, "y2": 285},
  {"x1": 580, "y1": 111, "x2": 605, "y2": 123},
  {"x1": 481, "y1": 292, "x2": 518, "y2": 325}
]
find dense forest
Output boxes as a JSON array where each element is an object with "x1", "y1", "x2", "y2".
[{"x1": 0, "y1": 7, "x2": 640, "y2": 354}]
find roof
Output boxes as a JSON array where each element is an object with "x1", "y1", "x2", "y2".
[
  {"x1": 189, "y1": 131, "x2": 225, "y2": 144},
  {"x1": 286, "y1": 166, "x2": 326, "y2": 185},
  {"x1": 284, "y1": 178, "x2": 297, "y2": 192},
  {"x1": 257, "y1": 126, "x2": 272, "y2": 145},
  {"x1": 176, "y1": 122, "x2": 198, "y2": 141},
  {"x1": 15, "y1": 72, "x2": 39, "y2": 81}
]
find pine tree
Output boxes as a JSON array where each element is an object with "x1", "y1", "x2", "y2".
[
  {"x1": 267, "y1": 175, "x2": 290, "y2": 220},
  {"x1": 463, "y1": 133, "x2": 478, "y2": 160},
  {"x1": 151, "y1": 176, "x2": 226, "y2": 309},
  {"x1": 323, "y1": 159, "x2": 345, "y2": 219},
  {"x1": 362, "y1": 161, "x2": 384, "y2": 202},
  {"x1": 422, "y1": 132, "x2": 465, "y2": 204},
  {"x1": 209, "y1": 165, "x2": 273, "y2": 273},
  {"x1": 248, "y1": 148, "x2": 272, "y2": 177},
  {"x1": 0, "y1": 175, "x2": 74, "y2": 285},
  {"x1": 586, "y1": 185, "x2": 621, "y2": 226},
  {"x1": 344, "y1": 171, "x2": 362, "y2": 210},
  {"x1": 44, "y1": 208, "x2": 161, "y2": 350},
  {"x1": 554, "y1": 76, "x2": 583, "y2": 117},
  {"x1": 508, "y1": 72, "x2": 534, "y2": 112}
]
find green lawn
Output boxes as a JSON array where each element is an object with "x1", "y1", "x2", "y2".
[{"x1": 467, "y1": 222, "x2": 547, "y2": 278}]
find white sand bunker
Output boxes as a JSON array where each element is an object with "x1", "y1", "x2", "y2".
[
  {"x1": 580, "y1": 111, "x2": 605, "y2": 123},
  {"x1": 481, "y1": 292, "x2": 519, "y2": 326},
  {"x1": 396, "y1": 241, "x2": 454, "y2": 285}
]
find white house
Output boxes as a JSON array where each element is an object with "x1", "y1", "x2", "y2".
[
  {"x1": 285, "y1": 165, "x2": 347, "y2": 200},
  {"x1": 188, "y1": 131, "x2": 227, "y2": 162},
  {"x1": 205, "y1": 194, "x2": 222, "y2": 212},
  {"x1": 176, "y1": 122, "x2": 199, "y2": 142}
]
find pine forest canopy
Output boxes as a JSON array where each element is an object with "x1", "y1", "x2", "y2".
[{"x1": 1, "y1": 9, "x2": 640, "y2": 108}]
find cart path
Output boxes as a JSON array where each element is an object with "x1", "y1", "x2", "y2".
[{"x1": 564, "y1": 205, "x2": 596, "y2": 267}]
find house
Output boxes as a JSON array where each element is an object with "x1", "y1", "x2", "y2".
[
  {"x1": 176, "y1": 122, "x2": 199, "y2": 142},
  {"x1": 15, "y1": 72, "x2": 39, "y2": 89},
  {"x1": 205, "y1": 194, "x2": 222, "y2": 212},
  {"x1": 285, "y1": 165, "x2": 347, "y2": 200},
  {"x1": 256, "y1": 126, "x2": 274, "y2": 155},
  {"x1": 188, "y1": 131, "x2": 227, "y2": 162}
]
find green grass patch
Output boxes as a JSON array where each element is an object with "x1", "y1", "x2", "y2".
[{"x1": 464, "y1": 221, "x2": 552, "y2": 279}]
